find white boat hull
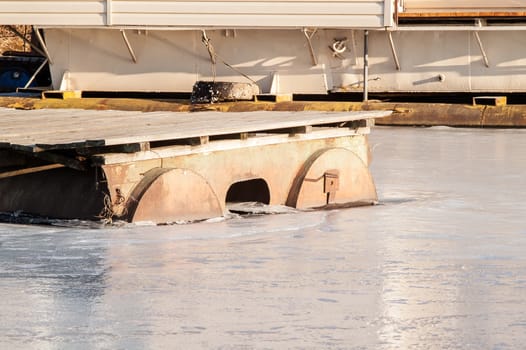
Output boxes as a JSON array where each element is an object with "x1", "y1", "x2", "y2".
[{"x1": 44, "y1": 27, "x2": 526, "y2": 94}]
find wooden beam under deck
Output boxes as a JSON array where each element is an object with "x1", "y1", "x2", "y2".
[
  {"x1": 0, "y1": 164, "x2": 64, "y2": 179},
  {"x1": 92, "y1": 126, "x2": 371, "y2": 165}
]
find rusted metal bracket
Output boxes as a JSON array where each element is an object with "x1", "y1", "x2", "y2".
[{"x1": 324, "y1": 169, "x2": 340, "y2": 204}]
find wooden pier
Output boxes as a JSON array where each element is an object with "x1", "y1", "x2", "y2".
[{"x1": 0, "y1": 108, "x2": 390, "y2": 223}]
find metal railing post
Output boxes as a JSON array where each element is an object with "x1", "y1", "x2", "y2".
[{"x1": 363, "y1": 30, "x2": 369, "y2": 102}]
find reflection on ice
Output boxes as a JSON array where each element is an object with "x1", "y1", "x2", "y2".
[{"x1": 1, "y1": 127, "x2": 526, "y2": 348}]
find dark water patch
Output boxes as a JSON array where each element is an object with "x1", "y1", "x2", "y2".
[{"x1": 0, "y1": 211, "x2": 112, "y2": 229}]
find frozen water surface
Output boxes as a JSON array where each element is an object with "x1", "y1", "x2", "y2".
[{"x1": 1, "y1": 126, "x2": 526, "y2": 349}]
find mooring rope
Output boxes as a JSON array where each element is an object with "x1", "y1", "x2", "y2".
[{"x1": 201, "y1": 30, "x2": 257, "y2": 85}]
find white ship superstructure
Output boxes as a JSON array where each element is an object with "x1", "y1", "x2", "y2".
[{"x1": 1, "y1": 0, "x2": 525, "y2": 94}]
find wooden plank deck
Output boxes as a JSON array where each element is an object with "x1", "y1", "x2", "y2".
[
  {"x1": 0, "y1": 109, "x2": 391, "y2": 152},
  {"x1": 400, "y1": 0, "x2": 526, "y2": 18}
]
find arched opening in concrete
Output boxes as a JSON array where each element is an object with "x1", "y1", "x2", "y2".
[{"x1": 226, "y1": 178, "x2": 270, "y2": 205}]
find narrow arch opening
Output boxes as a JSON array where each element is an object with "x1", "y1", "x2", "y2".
[{"x1": 226, "y1": 178, "x2": 270, "y2": 205}]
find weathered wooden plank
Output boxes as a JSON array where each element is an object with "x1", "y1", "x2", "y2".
[
  {"x1": 0, "y1": 110, "x2": 148, "y2": 135},
  {"x1": 73, "y1": 111, "x2": 388, "y2": 147},
  {"x1": 0, "y1": 109, "x2": 391, "y2": 151},
  {"x1": 8, "y1": 140, "x2": 105, "y2": 153},
  {"x1": 0, "y1": 164, "x2": 65, "y2": 179},
  {"x1": 6, "y1": 110, "x2": 381, "y2": 145}
]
